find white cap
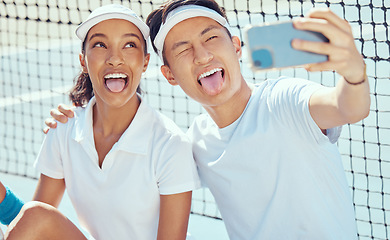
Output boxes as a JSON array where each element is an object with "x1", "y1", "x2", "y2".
[
  {"x1": 153, "y1": 5, "x2": 230, "y2": 62},
  {"x1": 75, "y1": 4, "x2": 149, "y2": 42}
]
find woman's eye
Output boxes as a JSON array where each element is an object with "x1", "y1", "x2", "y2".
[{"x1": 93, "y1": 42, "x2": 106, "y2": 48}]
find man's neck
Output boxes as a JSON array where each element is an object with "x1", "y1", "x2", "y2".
[{"x1": 204, "y1": 81, "x2": 253, "y2": 129}]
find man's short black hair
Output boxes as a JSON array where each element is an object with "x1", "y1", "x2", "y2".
[{"x1": 146, "y1": 0, "x2": 230, "y2": 65}]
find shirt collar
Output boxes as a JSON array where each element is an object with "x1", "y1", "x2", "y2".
[{"x1": 72, "y1": 95, "x2": 154, "y2": 155}]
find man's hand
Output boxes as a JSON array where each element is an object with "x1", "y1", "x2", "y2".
[
  {"x1": 292, "y1": 8, "x2": 370, "y2": 130},
  {"x1": 292, "y1": 8, "x2": 366, "y2": 83},
  {"x1": 43, "y1": 104, "x2": 75, "y2": 134}
]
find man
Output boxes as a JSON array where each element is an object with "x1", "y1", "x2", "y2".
[{"x1": 47, "y1": 0, "x2": 370, "y2": 239}]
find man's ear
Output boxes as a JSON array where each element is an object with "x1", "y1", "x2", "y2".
[
  {"x1": 232, "y1": 36, "x2": 242, "y2": 59},
  {"x1": 79, "y1": 53, "x2": 88, "y2": 73},
  {"x1": 161, "y1": 65, "x2": 178, "y2": 86}
]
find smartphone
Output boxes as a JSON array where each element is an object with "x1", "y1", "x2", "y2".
[{"x1": 244, "y1": 21, "x2": 329, "y2": 71}]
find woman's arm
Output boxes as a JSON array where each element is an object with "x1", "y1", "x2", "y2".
[
  {"x1": 0, "y1": 182, "x2": 6, "y2": 203},
  {"x1": 32, "y1": 174, "x2": 66, "y2": 208},
  {"x1": 0, "y1": 181, "x2": 25, "y2": 226},
  {"x1": 157, "y1": 191, "x2": 192, "y2": 240}
]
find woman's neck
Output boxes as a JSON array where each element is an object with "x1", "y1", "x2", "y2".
[
  {"x1": 92, "y1": 95, "x2": 141, "y2": 168},
  {"x1": 92, "y1": 95, "x2": 140, "y2": 137}
]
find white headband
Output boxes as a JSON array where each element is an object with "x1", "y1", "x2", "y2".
[
  {"x1": 76, "y1": 4, "x2": 149, "y2": 42},
  {"x1": 153, "y1": 5, "x2": 230, "y2": 62}
]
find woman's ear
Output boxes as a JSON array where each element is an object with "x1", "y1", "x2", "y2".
[
  {"x1": 143, "y1": 53, "x2": 151, "y2": 73},
  {"x1": 161, "y1": 65, "x2": 178, "y2": 86},
  {"x1": 79, "y1": 53, "x2": 88, "y2": 73}
]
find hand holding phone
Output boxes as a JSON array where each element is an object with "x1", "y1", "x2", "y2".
[{"x1": 244, "y1": 21, "x2": 329, "y2": 71}]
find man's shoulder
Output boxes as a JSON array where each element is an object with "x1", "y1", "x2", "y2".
[{"x1": 253, "y1": 76, "x2": 320, "y2": 100}]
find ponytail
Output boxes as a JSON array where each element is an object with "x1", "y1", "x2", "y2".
[{"x1": 69, "y1": 72, "x2": 94, "y2": 107}]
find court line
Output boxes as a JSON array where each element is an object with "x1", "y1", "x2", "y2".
[{"x1": 0, "y1": 85, "x2": 71, "y2": 108}]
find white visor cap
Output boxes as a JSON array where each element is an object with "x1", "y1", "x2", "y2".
[
  {"x1": 154, "y1": 5, "x2": 230, "y2": 62},
  {"x1": 75, "y1": 4, "x2": 149, "y2": 42}
]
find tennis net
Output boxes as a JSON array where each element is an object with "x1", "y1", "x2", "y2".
[{"x1": 0, "y1": 0, "x2": 389, "y2": 239}]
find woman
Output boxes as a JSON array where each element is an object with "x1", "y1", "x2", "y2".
[{"x1": 2, "y1": 4, "x2": 200, "y2": 240}]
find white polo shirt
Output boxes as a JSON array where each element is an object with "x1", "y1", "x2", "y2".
[
  {"x1": 187, "y1": 77, "x2": 357, "y2": 240},
  {"x1": 35, "y1": 96, "x2": 200, "y2": 240}
]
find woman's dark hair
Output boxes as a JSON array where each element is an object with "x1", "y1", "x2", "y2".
[
  {"x1": 69, "y1": 72, "x2": 94, "y2": 107},
  {"x1": 69, "y1": 30, "x2": 147, "y2": 106},
  {"x1": 146, "y1": 0, "x2": 230, "y2": 66}
]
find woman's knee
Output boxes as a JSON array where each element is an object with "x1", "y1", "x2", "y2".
[
  {"x1": 6, "y1": 201, "x2": 85, "y2": 240},
  {"x1": 10, "y1": 201, "x2": 59, "y2": 231},
  {"x1": 5, "y1": 201, "x2": 59, "y2": 239}
]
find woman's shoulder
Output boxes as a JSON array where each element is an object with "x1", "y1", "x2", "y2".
[
  {"x1": 51, "y1": 105, "x2": 86, "y2": 134},
  {"x1": 153, "y1": 109, "x2": 186, "y2": 137}
]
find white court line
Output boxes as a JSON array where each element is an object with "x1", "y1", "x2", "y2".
[
  {"x1": 0, "y1": 39, "x2": 80, "y2": 57},
  {"x1": 0, "y1": 85, "x2": 71, "y2": 108}
]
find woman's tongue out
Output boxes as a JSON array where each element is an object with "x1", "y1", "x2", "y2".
[
  {"x1": 106, "y1": 79, "x2": 126, "y2": 92},
  {"x1": 199, "y1": 69, "x2": 224, "y2": 95},
  {"x1": 104, "y1": 73, "x2": 127, "y2": 93}
]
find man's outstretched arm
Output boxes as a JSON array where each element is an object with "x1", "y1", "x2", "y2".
[{"x1": 292, "y1": 8, "x2": 370, "y2": 130}]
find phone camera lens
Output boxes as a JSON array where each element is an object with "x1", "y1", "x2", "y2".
[{"x1": 252, "y1": 48, "x2": 273, "y2": 69}]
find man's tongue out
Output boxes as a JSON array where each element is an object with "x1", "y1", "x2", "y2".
[
  {"x1": 199, "y1": 71, "x2": 224, "y2": 95},
  {"x1": 105, "y1": 78, "x2": 126, "y2": 93}
]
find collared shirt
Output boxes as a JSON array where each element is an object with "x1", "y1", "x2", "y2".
[
  {"x1": 188, "y1": 77, "x2": 357, "y2": 240},
  {"x1": 35, "y1": 96, "x2": 200, "y2": 240}
]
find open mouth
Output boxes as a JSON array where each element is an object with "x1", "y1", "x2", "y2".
[
  {"x1": 197, "y1": 68, "x2": 225, "y2": 95},
  {"x1": 104, "y1": 73, "x2": 128, "y2": 93},
  {"x1": 197, "y1": 68, "x2": 224, "y2": 84}
]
